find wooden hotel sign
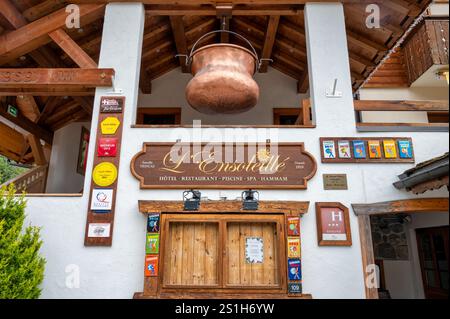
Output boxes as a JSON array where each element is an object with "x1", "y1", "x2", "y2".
[{"x1": 131, "y1": 143, "x2": 317, "y2": 189}]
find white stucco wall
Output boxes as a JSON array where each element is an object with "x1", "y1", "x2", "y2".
[
  {"x1": 19, "y1": 3, "x2": 449, "y2": 300},
  {"x1": 46, "y1": 122, "x2": 90, "y2": 194}
]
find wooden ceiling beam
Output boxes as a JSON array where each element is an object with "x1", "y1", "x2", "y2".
[
  {"x1": 139, "y1": 67, "x2": 152, "y2": 94},
  {"x1": 72, "y1": 96, "x2": 94, "y2": 116},
  {"x1": 297, "y1": 71, "x2": 309, "y2": 94},
  {"x1": 169, "y1": 16, "x2": 189, "y2": 73},
  {"x1": 0, "y1": 0, "x2": 27, "y2": 30},
  {"x1": 0, "y1": 0, "x2": 66, "y2": 68},
  {"x1": 0, "y1": 101, "x2": 53, "y2": 145},
  {"x1": 146, "y1": 4, "x2": 303, "y2": 16},
  {"x1": 15, "y1": 95, "x2": 41, "y2": 122},
  {"x1": 0, "y1": 121, "x2": 27, "y2": 162},
  {"x1": 22, "y1": 0, "x2": 69, "y2": 22},
  {"x1": 0, "y1": 88, "x2": 96, "y2": 97},
  {"x1": 37, "y1": 97, "x2": 60, "y2": 125},
  {"x1": 71, "y1": 0, "x2": 383, "y2": 4},
  {"x1": 48, "y1": 29, "x2": 98, "y2": 68},
  {"x1": 0, "y1": 68, "x2": 114, "y2": 88},
  {"x1": 260, "y1": 16, "x2": 280, "y2": 73},
  {"x1": 27, "y1": 134, "x2": 47, "y2": 165},
  {"x1": 0, "y1": 4, "x2": 105, "y2": 66},
  {"x1": 346, "y1": 29, "x2": 388, "y2": 53}
]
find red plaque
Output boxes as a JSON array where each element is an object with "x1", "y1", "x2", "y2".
[
  {"x1": 97, "y1": 138, "x2": 118, "y2": 157},
  {"x1": 316, "y1": 202, "x2": 352, "y2": 246}
]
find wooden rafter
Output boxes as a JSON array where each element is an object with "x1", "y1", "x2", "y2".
[
  {"x1": 0, "y1": 0, "x2": 66, "y2": 68},
  {"x1": 260, "y1": 16, "x2": 280, "y2": 73},
  {"x1": 15, "y1": 95, "x2": 40, "y2": 122},
  {"x1": 0, "y1": 4, "x2": 105, "y2": 66},
  {"x1": 27, "y1": 134, "x2": 47, "y2": 165},
  {"x1": 37, "y1": 97, "x2": 60, "y2": 125},
  {"x1": 48, "y1": 29, "x2": 98, "y2": 68},
  {"x1": 297, "y1": 71, "x2": 309, "y2": 94},
  {"x1": 169, "y1": 16, "x2": 189, "y2": 73}
]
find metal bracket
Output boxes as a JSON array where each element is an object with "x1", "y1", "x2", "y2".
[
  {"x1": 326, "y1": 78, "x2": 342, "y2": 98},
  {"x1": 216, "y1": 3, "x2": 233, "y2": 18},
  {"x1": 105, "y1": 75, "x2": 123, "y2": 94}
]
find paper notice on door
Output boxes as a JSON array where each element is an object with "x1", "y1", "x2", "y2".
[{"x1": 245, "y1": 237, "x2": 264, "y2": 264}]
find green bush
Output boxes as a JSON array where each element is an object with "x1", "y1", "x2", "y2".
[
  {"x1": 0, "y1": 156, "x2": 27, "y2": 184},
  {"x1": 0, "y1": 185, "x2": 45, "y2": 299}
]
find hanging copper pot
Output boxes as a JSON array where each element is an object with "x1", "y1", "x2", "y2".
[{"x1": 184, "y1": 31, "x2": 262, "y2": 114}]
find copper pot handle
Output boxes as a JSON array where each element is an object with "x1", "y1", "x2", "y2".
[{"x1": 177, "y1": 30, "x2": 272, "y2": 75}]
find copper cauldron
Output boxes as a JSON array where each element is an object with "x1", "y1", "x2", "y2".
[{"x1": 185, "y1": 31, "x2": 261, "y2": 114}]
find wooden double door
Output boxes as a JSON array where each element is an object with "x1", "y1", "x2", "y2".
[{"x1": 159, "y1": 213, "x2": 287, "y2": 294}]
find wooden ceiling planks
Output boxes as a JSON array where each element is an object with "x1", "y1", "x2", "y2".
[{"x1": 1, "y1": 0, "x2": 429, "y2": 91}]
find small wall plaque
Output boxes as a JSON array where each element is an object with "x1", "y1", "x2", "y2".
[
  {"x1": 323, "y1": 174, "x2": 348, "y2": 190},
  {"x1": 288, "y1": 282, "x2": 303, "y2": 294},
  {"x1": 316, "y1": 202, "x2": 352, "y2": 246}
]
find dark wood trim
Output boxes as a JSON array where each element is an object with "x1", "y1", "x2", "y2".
[
  {"x1": 273, "y1": 108, "x2": 301, "y2": 125},
  {"x1": 139, "y1": 200, "x2": 310, "y2": 215},
  {"x1": 356, "y1": 123, "x2": 449, "y2": 132},
  {"x1": 315, "y1": 202, "x2": 352, "y2": 247},
  {"x1": 357, "y1": 215, "x2": 379, "y2": 299},
  {"x1": 352, "y1": 198, "x2": 449, "y2": 216},
  {"x1": 354, "y1": 100, "x2": 449, "y2": 112},
  {"x1": 134, "y1": 292, "x2": 313, "y2": 299}
]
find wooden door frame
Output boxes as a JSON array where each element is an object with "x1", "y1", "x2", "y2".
[
  {"x1": 352, "y1": 198, "x2": 449, "y2": 299},
  {"x1": 135, "y1": 200, "x2": 310, "y2": 299}
]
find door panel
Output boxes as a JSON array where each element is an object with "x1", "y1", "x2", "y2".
[
  {"x1": 416, "y1": 226, "x2": 449, "y2": 299},
  {"x1": 226, "y1": 222, "x2": 280, "y2": 287},
  {"x1": 164, "y1": 222, "x2": 219, "y2": 286}
]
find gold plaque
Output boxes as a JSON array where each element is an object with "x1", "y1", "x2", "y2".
[
  {"x1": 323, "y1": 174, "x2": 348, "y2": 190},
  {"x1": 100, "y1": 117, "x2": 120, "y2": 135},
  {"x1": 92, "y1": 162, "x2": 118, "y2": 187}
]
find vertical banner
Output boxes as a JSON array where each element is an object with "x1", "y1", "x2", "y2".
[{"x1": 84, "y1": 97, "x2": 125, "y2": 246}]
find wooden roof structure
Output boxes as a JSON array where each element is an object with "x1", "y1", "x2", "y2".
[{"x1": 0, "y1": 0, "x2": 432, "y2": 164}]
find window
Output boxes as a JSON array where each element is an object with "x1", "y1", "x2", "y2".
[
  {"x1": 273, "y1": 100, "x2": 313, "y2": 126},
  {"x1": 273, "y1": 108, "x2": 301, "y2": 125},
  {"x1": 136, "y1": 108, "x2": 181, "y2": 125}
]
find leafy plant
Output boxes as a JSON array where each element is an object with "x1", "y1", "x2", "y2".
[{"x1": 0, "y1": 185, "x2": 45, "y2": 299}]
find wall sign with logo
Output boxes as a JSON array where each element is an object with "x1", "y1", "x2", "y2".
[
  {"x1": 131, "y1": 143, "x2": 317, "y2": 189},
  {"x1": 84, "y1": 96, "x2": 125, "y2": 247},
  {"x1": 315, "y1": 202, "x2": 352, "y2": 247},
  {"x1": 320, "y1": 137, "x2": 415, "y2": 163}
]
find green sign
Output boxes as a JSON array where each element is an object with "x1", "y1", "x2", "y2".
[{"x1": 7, "y1": 104, "x2": 18, "y2": 118}]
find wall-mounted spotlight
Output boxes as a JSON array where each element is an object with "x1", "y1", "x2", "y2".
[
  {"x1": 242, "y1": 189, "x2": 259, "y2": 210},
  {"x1": 183, "y1": 190, "x2": 202, "y2": 211}
]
